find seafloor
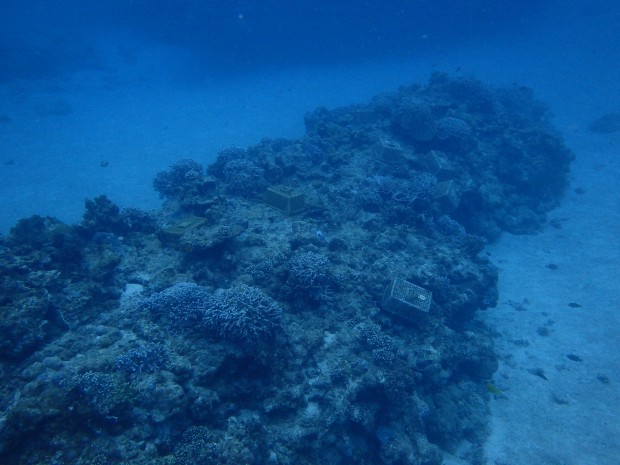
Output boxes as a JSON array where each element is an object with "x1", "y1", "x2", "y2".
[{"x1": 0, "y1": 74, "x2": 575, "y2": 464}]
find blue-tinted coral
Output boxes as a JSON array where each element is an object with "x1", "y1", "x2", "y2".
[
  {"x1": 120, "y1": 207, "x2": 158, "y2": 233},
  {"x1": 436, "y1": 117, "x2": 471, "y2": 140},
  {"x1": 222, "y1": 158, "x2": 266, "y2": 196},
  {"x1": 354, "y1": 179, "x2": 384, "y2": 211},
  {"x1": 366, "y1": 174, "x2": 436, "y2": 211},
  {"x1": 246, "y1": 254, "x2": 287, "y2": 283},
  {"x1": 153, "y1": 158, "x2": 205, "y2": 199},
  {"x1": 391, "y1": 173, "x2": 437, "y2": 206},
  {"x1": 115, "y1": 341, "x2": 168, "y2": 375},
  {"x1": 435, "y1": 214, "x2": 466, "y2": 237},
  {"x1": 288, "y1": 251, "x2": 332, "y2": 296},
  {"x1": 72, "y1": 371, "x2": 129, "y2": 415},
  {"x1": 205, "y1": 285, "x2": 283, "y2": 345},
  {"x1": 81, "y1": 195, "x2": 125, "y2": 235},
  {"x1": 174, "y1": 426, "x2": 220, "y2": 464},
  {"x1": 435, "y1": 116, "x2": 473, "y2": 152},
  {"x1": 302, "y1": 140, "x2": 326, "y2": 165},
  {"x1": 435, "y1": 73, "x2": 496, "y2": 113},
  {"x1": 356, "y1": 322, "x2": 396, "y2": 366},
  {"x1": 408, "y1": 173, "x2": 437, "y2": 203},
  {"x1": 395, "y1": 98, "x2": 437, "y2": 141},
  {"x1": 208, "y1": 146, "x2": 247, "y2": 177},
  {"x1": 143, "y1": 282, "x2": 210, "y2": 329}
]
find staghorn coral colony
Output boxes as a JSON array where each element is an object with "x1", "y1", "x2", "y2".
[{"x1": 0, "y1": 75, "x2": 573, "y2": 465}]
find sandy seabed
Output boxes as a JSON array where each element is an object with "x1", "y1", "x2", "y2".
[{"x1": 483, "y1": 129, "x2": 620, "y2": 465}]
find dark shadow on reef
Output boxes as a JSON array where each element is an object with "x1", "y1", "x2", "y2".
[{"x1": 0, "y1": 74, "x2": 573, "y2": 465}]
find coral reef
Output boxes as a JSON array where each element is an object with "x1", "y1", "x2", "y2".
[
  {"x1": 393, "y1": 97, "x2": 437, "y2": 141},
  {"x1": 222, "y1": 158, "x2": 267, "y2": 197},
  {"x1": 143, "y1": 282, "x2": 211, "y2": 329},
  {"x1": 0, "y1": 75, "x2": 573, "y2": 465},
  {"x1": 153, "y1": 159, "x2": 205, "y2": 200},
  {"x1": 204, "y1": 284, "x2": 283, "y2": 345},
  {"x1": 286, "y1": 251, "x2": 334, "y2": 301}
]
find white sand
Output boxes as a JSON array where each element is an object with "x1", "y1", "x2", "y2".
[{"x1": 483, "y1": 128, "x2": 620, "y2": 464}]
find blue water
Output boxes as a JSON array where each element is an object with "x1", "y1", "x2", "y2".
[
  {"x1": 1, "y1": 0, "x2": 618, "y2": 232},
  {"x1": 1, "y1": 1, "x2": 619, "y2": 464}
]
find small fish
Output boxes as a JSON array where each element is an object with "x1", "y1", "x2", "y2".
[
  {"x1": 568, "y1": 302, "x2": 582, "y2": 308},
  {"x1": 567, "y1": 354, "x2": 582, "y2": 362},
  {"x1": 528, "y1": 368, "x2": 548, "y2": 380},
  {"x1": 485, "y1": 383, "x2": 503, "y2": 395},
  {"x1": 546, "y1": 263, "x2": 559, "y2": 270}
]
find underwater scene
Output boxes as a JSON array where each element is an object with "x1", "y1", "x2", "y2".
[{"x1": 0, "y1": 1, "x2": 618, "y2": 464}]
